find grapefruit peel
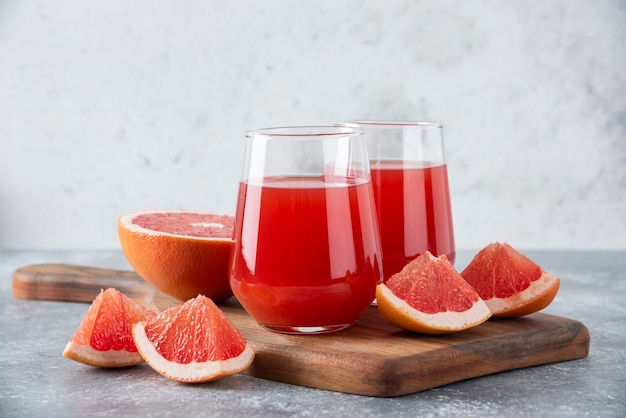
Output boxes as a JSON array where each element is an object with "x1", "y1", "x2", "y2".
[{"x1": 63, "y1": 341, "x2": 145, "y2": 368}]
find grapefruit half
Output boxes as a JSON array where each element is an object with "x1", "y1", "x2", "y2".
[
  {"x1": 118, "y1": 210, "x2": 234, "y2": 302},
  {"x1": 376, "y1": 252, "x2": 491, "y2": 334}
]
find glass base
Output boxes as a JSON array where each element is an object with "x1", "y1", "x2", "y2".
[{"x1": 260, "y1": 323, "x2": 354, "y2": 335}]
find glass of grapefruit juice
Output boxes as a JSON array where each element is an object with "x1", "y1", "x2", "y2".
[
  {"x1": 229, "y1": 125, "x2": 383, "y2": 334},
  {"x1": 339, "y1": 120, "x2": 455, "y2": 281}
]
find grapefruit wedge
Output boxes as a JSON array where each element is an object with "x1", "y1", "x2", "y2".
[
  {"x1": 460, "y1": 242, "x2": 560, "y2": 318},
  {"x1": 63, "y1": 288, "x2": 157, "y2": 367},
  {"x1": 132, "y1": 295, "x2": 255, "y2": 383},
  {"x1": 118, "y1": 210, "x2": 234, "y2": 302},
  {"x1": 376, "y1": 252, "x2": 491, "y2": 334}
]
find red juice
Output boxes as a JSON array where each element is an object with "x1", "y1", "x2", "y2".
[
  {"x1": 370, "y1": 160, "x2": 455, "y2": 280},
  {"x1": 229, "y1": 175, "x2": 382, "y2": 333}
]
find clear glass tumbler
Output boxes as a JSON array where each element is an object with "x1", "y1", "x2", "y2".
[
  {"x1": 229, "y1": 125, "x2": 383, "y2": 334},
  {"x1": 339, "y1": 120, "x2": 455, "y2": 281}
]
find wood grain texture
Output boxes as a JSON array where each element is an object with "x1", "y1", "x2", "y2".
[
  {"x1": 12, "y1": 263, "x2": 180, "y2": 311},
  {"x1": 12, "y1": 263, "x2": 590, "y2": 397}
]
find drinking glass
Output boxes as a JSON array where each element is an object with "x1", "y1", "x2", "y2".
[
  {"x1": 338, "y1": 120, "x2": 455, "y2": 281},
  {"x1": 229, "y1": 126, "x2": 383, "y2": 334}
]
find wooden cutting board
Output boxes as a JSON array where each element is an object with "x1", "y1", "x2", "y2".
[{"x1": 12, "y1": 263, "x2": 590, "y2": 397}]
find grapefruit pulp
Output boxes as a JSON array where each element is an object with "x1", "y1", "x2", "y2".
[
  {"x1": 460, "y1": 242, "x2": 560, "y2": 318},
  {"x1": 132, "y1": 294, "x2": 255, "y2": 383},
  {"x1": 376, "y1": 252, "x2": 491, "y2": 334},
  {"x1": 118, "y1": 210, "x2": 234, "y2": 302},
  {"x1": 63, "y1": 288, "x2": 157, "y2": 367}
]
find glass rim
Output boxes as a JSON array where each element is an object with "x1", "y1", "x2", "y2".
[
  {"x1": 338, "y1": 120, "x2": 443, "y2": 129},
  {"x1": 246, "y1": 125, "x2": 365, "y2": 139}
]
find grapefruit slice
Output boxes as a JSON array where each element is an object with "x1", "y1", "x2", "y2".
[
  {"x1": 460, "y1": 242, "x2": 560, "y2": 318},
  {"x1": 376, "y1": 252, "x2": 491, "y2": 334},
  {"x1": 63, "y1": 288, "x2": 157, "y2": 367},
  {"x1": 132, "y1": 294, "x2": 255, "y2": 383},
  {"x1": 118, "y1": 210, "x2": 234, "y2": 302}
]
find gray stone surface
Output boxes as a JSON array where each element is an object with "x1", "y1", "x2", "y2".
[{"x1": 1, "y1": 250, "x2": 624, "y2": 417}]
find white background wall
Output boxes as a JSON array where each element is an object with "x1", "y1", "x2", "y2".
[{"x1": 1, "y1": 0, "x2": 625, "y2": 251}]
